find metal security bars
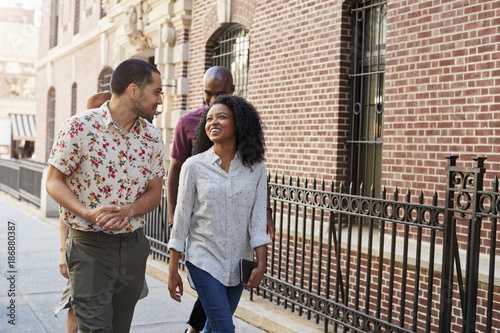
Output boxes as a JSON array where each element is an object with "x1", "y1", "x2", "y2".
[
  {"x1": 212, "y1": 25, "x2": 250, "y2": 99},
  {"x1": 143, "y1": 177, "x2": 170, "y2": 262},
  {"x1": 348, "y1": 0, "x2": 387, "y2": 196}
]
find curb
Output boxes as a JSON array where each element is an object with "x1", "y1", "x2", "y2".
[{"x1": 146, "y1": 257, "x2": 323, "y2": 333}]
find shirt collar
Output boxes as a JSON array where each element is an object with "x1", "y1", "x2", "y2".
[
  {"x1": 99, "y1": 101, "x2": 145, "y2": 134},
  {"x1": 206, "y1": 146, "x2": 241, "y2": 166}
]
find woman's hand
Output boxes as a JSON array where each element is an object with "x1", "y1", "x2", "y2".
[
  {"x1": 168, "y1": 269, "x2": 184, "y2": 302},
  {"x1": 58, "y1": 251, "x2": 69, "y2": 279},
  {"x1": 243, "y1": 266, "x2": 266, "y2": 288},
  {"x1": 168, "y1": 249, "x2": 183, "y2": 302},
  {"x1": 245, "y1": 244, "x2": 268, "y2": 288}
]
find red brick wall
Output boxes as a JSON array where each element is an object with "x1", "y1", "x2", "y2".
[
  {"x1": 188, "y1": 0, "x2": 500, "y2": 193},
  {"x1": 383, "y1": 0, "x2": 500, "y2": 194},
  {"x1": 188, "y1": 0, "x2": 351, "y2": 183},
  {"x1": 186, "y1": 0, "x2": 216, "y2": 113},
  {"x1": 249, "y1": 1, "x2": 351, "y2": 182}
]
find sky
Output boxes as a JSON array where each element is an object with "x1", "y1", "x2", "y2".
[
  {"x1": 0, "y1": 0, "x2": 41, "y2": 10},
  {"x1": 0, "y1": 0, "x2": 43, "y2": 26}
]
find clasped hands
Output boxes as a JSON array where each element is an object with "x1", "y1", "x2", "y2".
[{"x1": 87, "y1": 205, "x2": 132, "y2": 231}]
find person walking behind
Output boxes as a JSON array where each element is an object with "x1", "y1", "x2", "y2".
[
  {"x1": 168, "y1": 95, "x2": 271, "y2": 333},
  {"x1": 46, "y1": 58, "x2": 165, "y2": 333}
]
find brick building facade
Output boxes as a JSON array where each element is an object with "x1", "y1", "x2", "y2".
[
  {"x1": 34, "y1": 1, "x2": 500, "y2": 331},
  {"x1": 383, "y1": 0, "x2": 500, "y2": 194},
  {"x1": 35, "y1": 0, "x2": 500, "y2": 195}
]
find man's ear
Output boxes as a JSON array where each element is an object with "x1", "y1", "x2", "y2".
[{"x1": 127, "y1": 83, "x2": 140, "y2": 100}]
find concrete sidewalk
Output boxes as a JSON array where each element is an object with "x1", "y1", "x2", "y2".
[{"x1": 0, "y1": 194, "x2": 323, "y2": 332}]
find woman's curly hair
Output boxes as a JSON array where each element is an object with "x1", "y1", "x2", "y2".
[{"x1": 192, "y1": 95, "x2": 265, "y2": 167}]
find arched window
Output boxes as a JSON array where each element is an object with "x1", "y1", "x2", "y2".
[
  {"x1": 347, "y1": 0, "x2": 387, "y2": 195},
  {"x1": 71, "y1": 83, "x2": 77, "y2": 116},
  {"x1": 98, "y1": 66, "x2": 113, "y2": 92},
  {"x1": 47, "y1": 87, "x2": 56, "y2": 159},
  {"x1": 211, "y1": 25, "x2": 250, "y2": 99}
]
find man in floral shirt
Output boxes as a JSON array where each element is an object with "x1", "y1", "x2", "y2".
[{"x1": 46, "y1": 58, "x2": 165, "y2": 332}]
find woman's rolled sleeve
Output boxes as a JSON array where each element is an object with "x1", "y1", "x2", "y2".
[
  {"x1": 167, "y1": 238, "x2": 186, "y2": 253},
  {"x1": 167, "y1": 158, "x2": 196, "y2": 253},
  {"x1": 248, "y1": 163, "x2": 271, "y2": 250}
]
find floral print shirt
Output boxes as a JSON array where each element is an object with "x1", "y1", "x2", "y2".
[{"x1": 48, "y1": 102, "x2": 165, "y2": 234}]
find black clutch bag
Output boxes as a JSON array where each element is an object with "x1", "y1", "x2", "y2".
[{"x1": 239, "y1": 259, "x2": 257, "y2": 284}]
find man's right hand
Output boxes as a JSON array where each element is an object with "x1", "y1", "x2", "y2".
[{"x1": 86, "y1": 206, "x2": 129, "y2": 231}]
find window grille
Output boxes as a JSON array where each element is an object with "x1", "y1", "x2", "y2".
[
  {"x1": 98, "y1": 67, "x2": 113, "y2": 92},
  {"x1": 348, "y1": 0, "x2": 387, "y2": 195},
  {"x1": 212, "y1": 25, "x2": 250, "y2": 99}
]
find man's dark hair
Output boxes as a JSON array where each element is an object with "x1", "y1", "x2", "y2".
[
  {"x1": 193, "y1": 95, "x2": 265, "y2": 167},
  {"x1": 110, "y1": 58, "x2": 161, "y2": 96}
]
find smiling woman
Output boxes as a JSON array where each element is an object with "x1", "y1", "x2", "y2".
[
  {"x1": 193, "y1": 95, "x2": 265, "y2": 168},
  {"x1": 205, "y1": 104, "x2": 236, "y2": 159},
  {"x1": 168, "y1": 95, "x2": 271, "y2": 333}
]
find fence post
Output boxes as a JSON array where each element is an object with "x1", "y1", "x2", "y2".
[
  {"x1": 439, "y1": 155, "x2": 459, "y2": 333},
  {"x1": 464, "y1": 157, "x2": 486, "y2": 332},
  {"x1": 440, "y1": 156, "x2": 486, "y2": 333}
]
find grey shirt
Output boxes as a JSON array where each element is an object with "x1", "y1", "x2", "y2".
[{"x1": 168, "y1": 147, "x2": 271, "y2": 287}]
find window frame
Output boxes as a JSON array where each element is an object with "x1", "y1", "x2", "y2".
[
  {"x1": 211, "y1": 24, "x2": 250, "y2": 99},
  {"x1": 347, "y1": 0, "x2": 387, "y2": 195}
]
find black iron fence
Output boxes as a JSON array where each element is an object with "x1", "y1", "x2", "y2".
[
  {"x1": 1, "y1": 157, "x2": 498, "y2": 332},
  {"x1": 144, "y1": 156, "x2": 499, "y2": 332}
]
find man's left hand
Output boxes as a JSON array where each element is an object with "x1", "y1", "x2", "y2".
[{"x1": 95, "y1": 205, "x2": 131, "y2": 231}]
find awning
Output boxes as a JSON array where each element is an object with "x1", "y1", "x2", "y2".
[{"x1": 11, "y1": 114, "x2": 36, "y2": 141}]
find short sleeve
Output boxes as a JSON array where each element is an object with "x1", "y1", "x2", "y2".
[
  {"x1": 148, "y1": 129, "x2": 166, "y2": 179},
  {"x1": 171, "y1": 116, "x2": 192, "y2": 162},
  {"x1": 47, "y1": 117, "x2": 83, "y2": 175}
]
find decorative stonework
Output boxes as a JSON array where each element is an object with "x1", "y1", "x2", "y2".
[
  {"x1": 124, "y1": 1, "x2": 152, "y2": 51},
  {"x1": 161, "y1": 25, "x2": 177, "y2": 46}
]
